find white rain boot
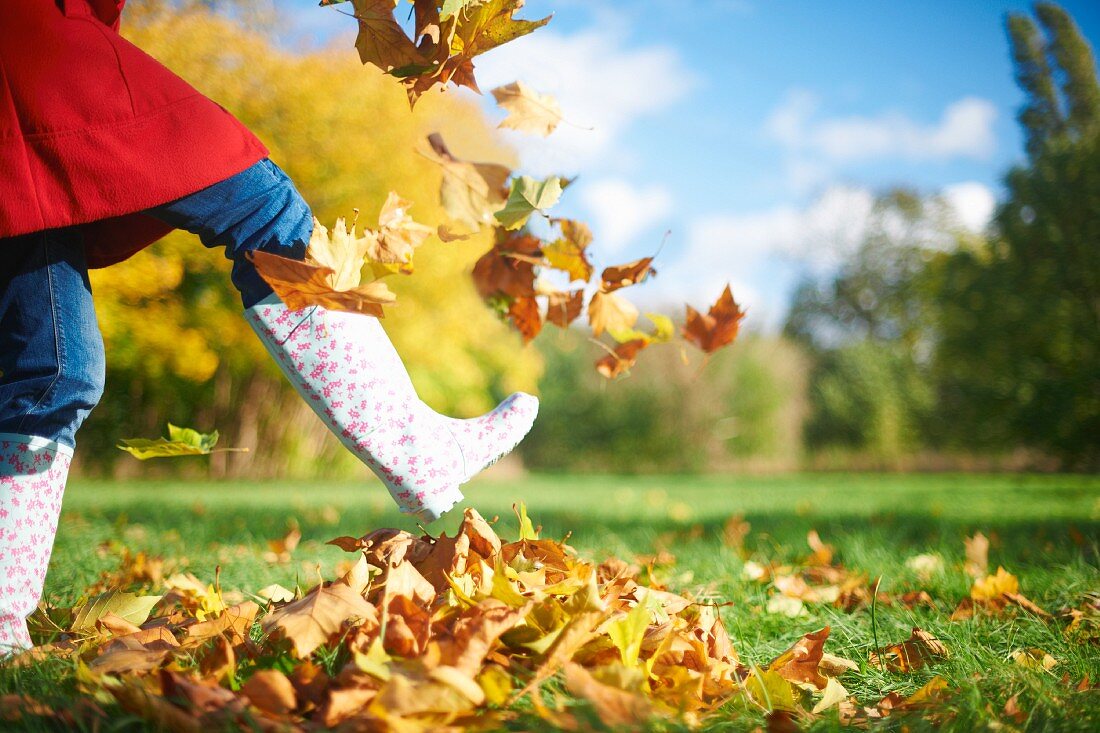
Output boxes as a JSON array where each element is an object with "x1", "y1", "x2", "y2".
[
  {"x1": 245, "y1": 294, "x2": 538, "y2": 521},
  {"x1": 0, "y1": 434, "x2": 71, "y2": 654}
]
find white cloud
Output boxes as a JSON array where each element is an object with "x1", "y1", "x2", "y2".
[
  {"x1": 470, "y1": 22, "x2": 699, "y2": 176},
  {"x1": 684, "y1": 185, "x2": 875, "y2": 272},
  {"x1": 942, "y1": 181, "x2": 997, "y2": 232},
  {"x1": 767, "y1": 90, "x2": 998, "y2": 164},
  {"x1": 580, "y1": 179, "x2": 674, "y2": 254}
]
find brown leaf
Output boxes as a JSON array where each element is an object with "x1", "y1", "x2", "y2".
[
  {"x1": 472, "y1": 233, "x2": 543, "y2": 300},
  {"x1": 601, "y1": 257, "x2": 655, "y2": 292},
  {"x1": 241, "y1": 669, "x2": 297, "y2": 717},
  {"x1": 595, "y1": 339, "x2": 649, "y2": 379},
  {"x1": 769, "y1": 626, "x2": 830, "y2": 690},
  {"x1": 263, "y1": 583, "x2": 378, "y2": 658},
  {"x1": 563, "y1": 662, "x2": 653, "y2": 728},
  {"x1": 249, "y1": 250, "x2": 393, "y2": 317},
  {"x1": 352, "y1": 0, "x2": 429, "y2": 73},
  {"x1": 682, "y1": 284, "x2": 745, "y2": 354},
  {"x1": 440, "y1": 599, "x2": 532, "y2": 676},
  {"x1": 185, "y1": 601, "x2": 259, "y2": 645},
  {"x1": 508, "y1": 295, "x2": 543, "y2": 343},
  {"x1": 869, "y1": 628, "x2": 949, "y2": 673},
  {"x1": 546, "y1": 289, "x2": 585, "y2": 328}
]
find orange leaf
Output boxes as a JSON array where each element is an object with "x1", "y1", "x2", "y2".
[
  {"x1": 682, "y1": 284, "x2": 745, "y2": 354},
  {"x1": 241, "y1": 669, "x2": 297, "y2": 716},
  {"x1": 869, "y1": 627, "x2": 949, "y2": 673},
  {"x1": 248, "y1": 250, "x2": 393, "y2": 317},
  {"x1": 508, "y1": 295, "x2": 543, "y2": 343},
  {"x1": 262, "y1": 584, "x2": 377, "y2": 658},
  {"x1": 595, "y1": 339, "x2": 648, "y2": 379},
  {"x1": 546, "y1": 289, "x2": 585, "y2": 328},
  {"x1": 600, "y1": 257, "x2": 655, "y2": 292}
]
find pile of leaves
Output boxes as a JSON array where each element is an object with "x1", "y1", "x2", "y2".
[{"x1": 4, "y1": 508, "x2": 896, "y2": 731}]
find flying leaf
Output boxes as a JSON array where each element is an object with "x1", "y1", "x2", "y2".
[
  {"x1": 491, "y1": 80, "x2": 563, "y2": 136},
  {"x1": 507, "y1": 295, "x2": 543, "y2": 343},
  {"x1": 545, "y1": 289, "x2": 585, "y2": 328},
  {"x1": 682, "y1": 284, "x2": 745, "y2": 354},
  {"x1": 494, "y1": 175, "x2": 563, "y2": 230},
  {"x1": 601, "y1": 257, "x2": 655, "y2": 292},
  {"x1": 118, "y1": 423, "x2": 240, "y2": 460},
  {"x1": 543, "y1": 220, "x2": 594, "y2": 282},
  {"x1": 595, "y1": 339, "x2": 648, "y2": 379},
  {"x1": 427, "y1": 133, "x2": 512, "y2": 229},
  {"x1": 250, "y1": 215, "x2": 398, "y2": 316},
  {"x1": 352, "y1": 0, "x2": 432, "y2": 75},
  {"x1": 588, "y1": 290, "x2": 639, "y2": 338},
  {"x1": 608, "y1": 312, "x2": 674, "y2": 345},
  {"x1": 370, "y1": 192, "x2": 433, "y2": 269},
  {"x1": 471, "y1": 232, "x2": 542, "y2": 299}
]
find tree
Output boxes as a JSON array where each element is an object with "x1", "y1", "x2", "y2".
[{"x1": 931, "y1": 2, "x2": 1099, "y2": 466}]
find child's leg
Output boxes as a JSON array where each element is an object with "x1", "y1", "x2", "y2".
[
  {"x1": 0, "y1": 228, "x2": 101, "y2": 652},
  {"x1": 143, "y1": 158, "x2": 312, "y2": 307}
]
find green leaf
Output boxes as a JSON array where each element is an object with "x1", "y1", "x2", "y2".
[
  {"x1": 71, "y1": 590, "x2": 162, "y2": 633},
  {"x1": 494, "y1": 175, "x2": 563, "y2": 230},
  {"x1": 166, "y1": 423, "x2": 219, "y2": 452},
  {"x1": 440, "y1": 0, "x2": 476, "y2": 20},
  {"x1": 514, "y1": 502, "x2": 539, "y2": 540},
  {"x1": 607, "y1": 312, "x2": 676, "y2": 345},
  {"x1": 118, "y1": 423, "x2": 242, "y2": 460},
  {"x1": 608, "y1": 591, "x2": 651, "y2": 668}
]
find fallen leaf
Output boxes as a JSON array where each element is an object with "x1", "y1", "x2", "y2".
[
  {"x1": 263, "y1": 583, "x2": 378, "y2": 658},
  {"x1": 869, "y1": 628, "x2": 949, "y2": 673}
]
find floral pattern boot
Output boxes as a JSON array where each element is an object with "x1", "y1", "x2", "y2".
[
  {"x1": 0, "y1": 434, "x2": 71, "y2": 653},
  {"x1": 245, "y1": 294, "x2": 538, "y2": 521}
]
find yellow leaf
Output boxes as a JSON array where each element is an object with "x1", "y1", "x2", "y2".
[
  {"x1": 588, "y1": 290, "x2": 639, "y2": 338},
  {"x1": 491, "y1": 80, "x2": 563, "y2": 136}
]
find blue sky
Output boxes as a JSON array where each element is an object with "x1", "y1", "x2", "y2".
[{"x1": 277, "y1": 0, "x2": 1100, "y2": 330}]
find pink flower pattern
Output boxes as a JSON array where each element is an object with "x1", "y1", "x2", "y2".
[
  {"x1": 0, "y1": 436, "x2": 70, "y2": 652},
  {"x1": 246, "y1": 298, "x2": 538, "y2": 521}
]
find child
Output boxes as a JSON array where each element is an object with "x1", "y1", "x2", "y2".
[{"x1": 0, "y1": 0, "x2": 537, "y2": 652}]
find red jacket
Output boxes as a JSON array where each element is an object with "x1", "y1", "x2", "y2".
[{"x1": 0, "y1": 0, "x2": 268, "y2": 267}]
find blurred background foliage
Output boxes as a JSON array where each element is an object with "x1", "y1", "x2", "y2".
[{"x1": 78, "y1": 1, "x2": 1098, "y2": 477}]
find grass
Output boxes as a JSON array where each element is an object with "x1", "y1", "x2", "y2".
[{"x1": 3, "y1": 472, "x2": 1099, "y2": 730}]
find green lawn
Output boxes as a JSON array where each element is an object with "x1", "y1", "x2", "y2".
[{"x1": 5, "y1": 473, "x2": 1100, "y2": 730}]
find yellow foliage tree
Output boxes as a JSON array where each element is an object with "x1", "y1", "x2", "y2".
[{"x1": 82, "y1": 2, "x2": 541, "y2": 476}]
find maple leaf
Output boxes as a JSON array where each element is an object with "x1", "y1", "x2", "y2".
[
  {"x1": 263, "y1": 583, "x2": 378, "y2": 658},
  {"x1": 352, "y1": 0, "x2": 432, "y2": 75},
  {"x1": 369, "y1": 191, "x2": 433, "y2": 269},
  {"x1": 427, "y1": 133, "x2": 512, "y2": 229},
  {"x1": 445, "y1": 0, "x2": 552, "y2": 88},
  {"x1": 588, "y1": 290, "x2": 639, "y2": 338},
  {"x1": 491, "y1": 80, "x2": 563, "y2": 136},
  {"x1": 250, "y1": 216, "x2": 398, "y2": 316},
  {"x1": 495, "y1": 175, "x2": 564, "y2": 230},
  {"x1": 682, "y1": 284, "x2": 746, "y2": 354}
]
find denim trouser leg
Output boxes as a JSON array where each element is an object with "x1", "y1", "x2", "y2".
[
  {"x1": 0, "y1": 229, "x2": 105, "y2": 449},
  {"x1": 144, "y1": 158, "x2": 313, "y2": 308},
  {"x1": 0, "y1": 157, "x2": 311, "y2": 448}
]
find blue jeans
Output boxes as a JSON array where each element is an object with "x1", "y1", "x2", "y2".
[{"x1": 0, "y1": 158, "x2": 311, "y2": 449}]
